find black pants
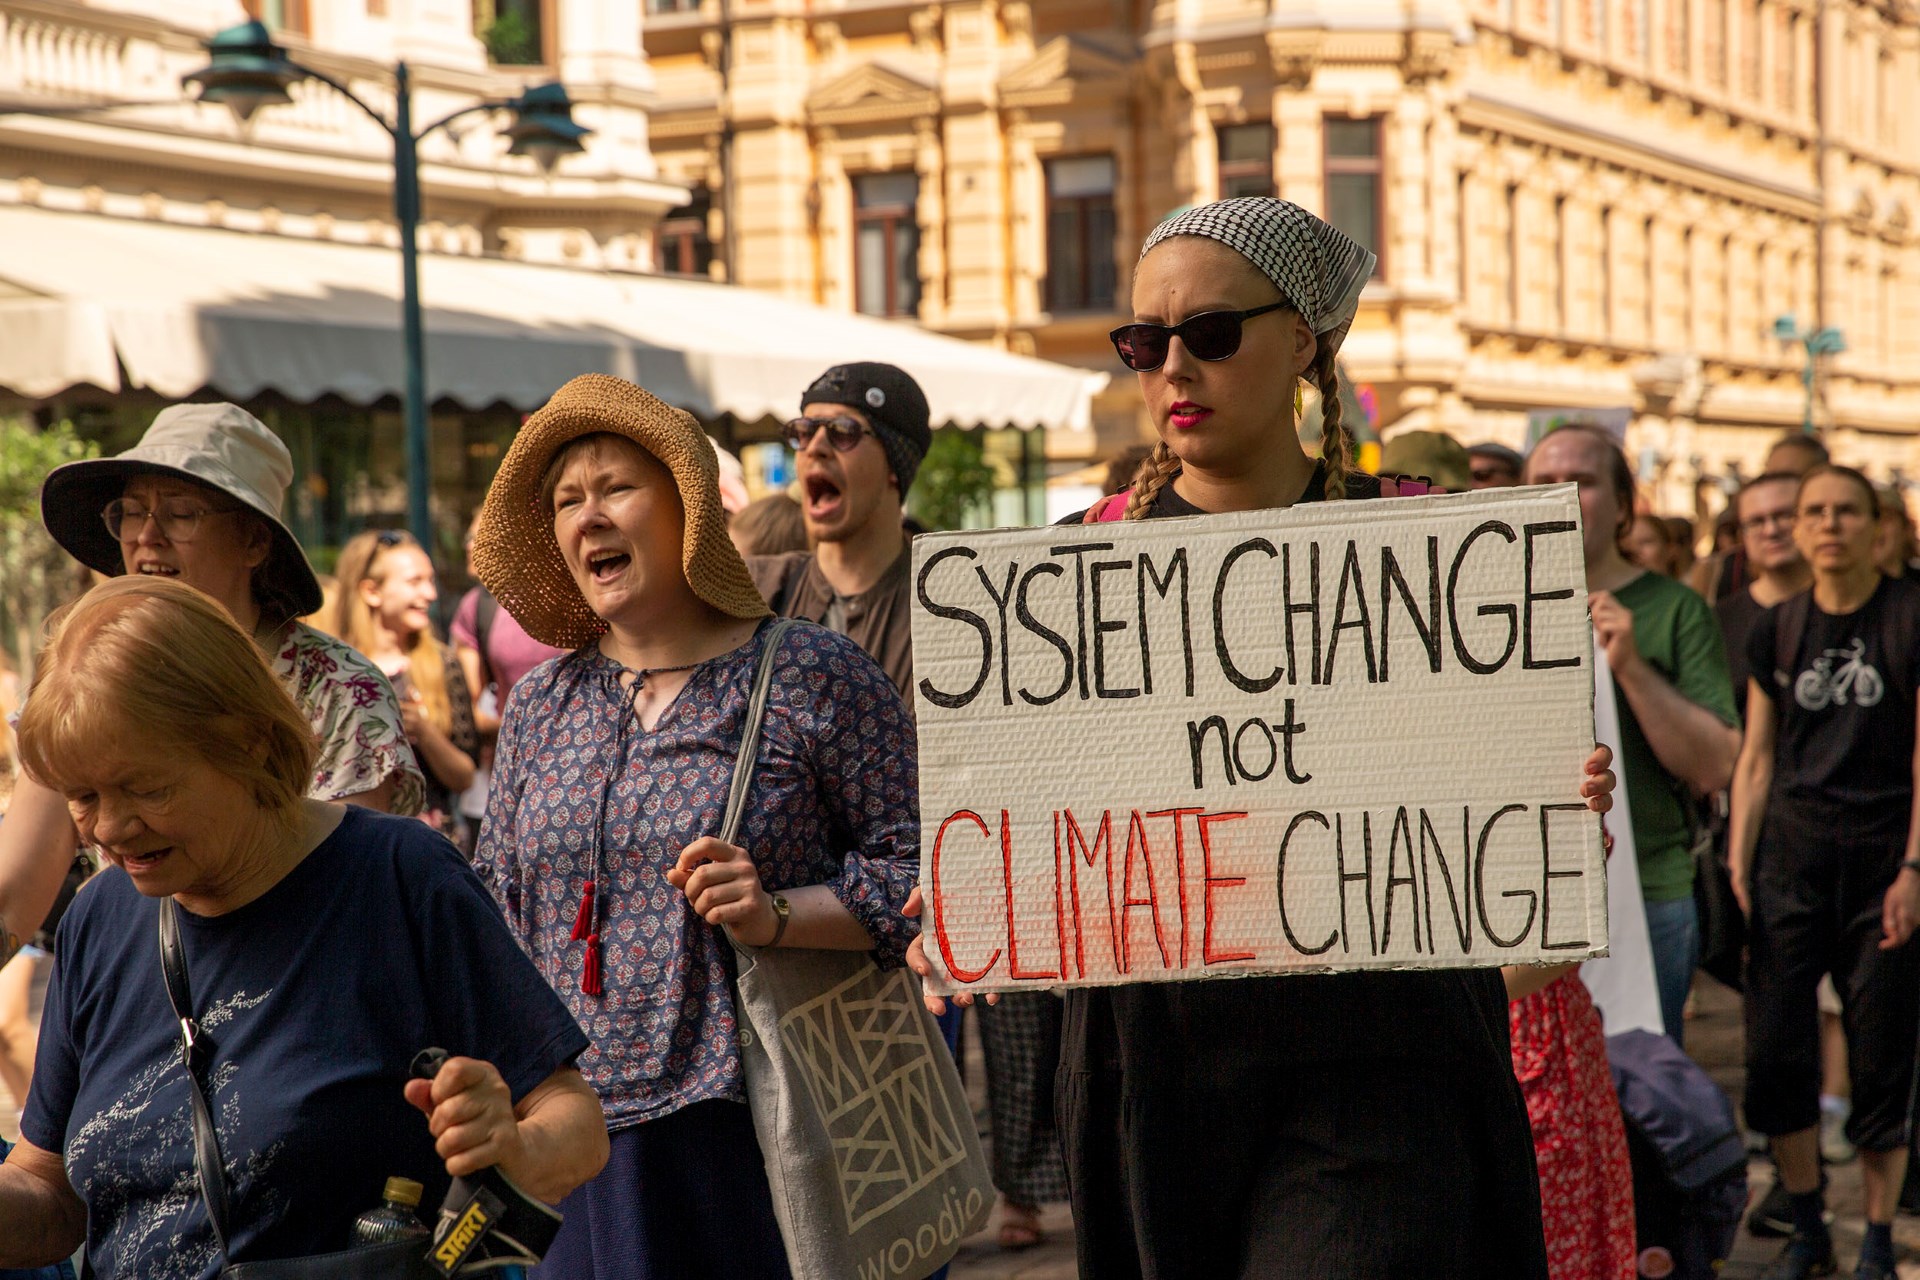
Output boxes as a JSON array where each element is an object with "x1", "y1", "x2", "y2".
[
  {"x1": 1055, "y1": 974, "x2": 1547, "y2": 1280},
  {"x1": 1744, "y1": 805, "x2": 1920, "y2": 1152}
]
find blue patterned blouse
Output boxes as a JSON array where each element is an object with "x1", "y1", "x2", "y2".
[{"x1": 475, "y1": 618, "x2": 920, "y2": 1130}]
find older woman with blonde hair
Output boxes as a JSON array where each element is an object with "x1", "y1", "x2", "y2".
[
  {"x1": 469, "y1": 374, "x2": 920, "y2": 1278},
  {"x1": 0, "y1": 574, "x2": 606, "y2": 1277}
]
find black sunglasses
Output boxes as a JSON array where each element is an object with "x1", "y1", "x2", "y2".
[
  {"x1": 1108, "y1": 301, "x2": 1291, "y2": 372},
  {"x1": 374, "y1": 529, "x2": 408, "y2": 548},
  {"x1": 783, "y1": 415, "x2": 872, "y2": 453}
]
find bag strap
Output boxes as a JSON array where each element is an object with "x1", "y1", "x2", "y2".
[
  {"x1": 157, "y1": 900, "x2": 235, "y2": 1265},
  {"x1": 1774, "y1": 590, "x2": 1813, "y2": 683},
  {"x1": 1088, "y1": 470, "x2": 1420, "y2": 523},
  {"x1": 720, "y1": 618, "x2": 798, "y2": 847}
]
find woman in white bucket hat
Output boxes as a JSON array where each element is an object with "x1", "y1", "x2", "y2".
[{"x1": 0, "y1": 403, "x2": 425, "y2": 970}]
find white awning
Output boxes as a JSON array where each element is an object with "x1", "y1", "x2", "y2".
[{"x1": 0, "y1": 205, "x2": 1108, "y2": 431}]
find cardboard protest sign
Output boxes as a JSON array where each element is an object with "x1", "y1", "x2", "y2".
[{"x1": 910, "y1": 484, "x2": 1607, "y2": 994}]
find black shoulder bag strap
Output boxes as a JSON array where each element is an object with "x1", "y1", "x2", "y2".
[
  {"x1": 1774, "y1": 590, "x2": 1813, "y2": 689},
  {"x1": 720, "y1": 618, "x2": 797, "y2": 847},
  {"x1": 158, "y1": 899, "x2": 236, "y2": 1266}
]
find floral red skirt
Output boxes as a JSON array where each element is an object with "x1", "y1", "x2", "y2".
[{"x1": 1510, "y1": 973, "x2": 1637, "y2": 1280}]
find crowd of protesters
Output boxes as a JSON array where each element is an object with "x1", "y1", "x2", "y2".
[{"x1": 0, "y1": 192, "x2": 1909, "y2": 1280}]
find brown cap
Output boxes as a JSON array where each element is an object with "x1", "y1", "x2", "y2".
[{"x1": 471, "y1": 374, "x2": 770, "y2": 650}]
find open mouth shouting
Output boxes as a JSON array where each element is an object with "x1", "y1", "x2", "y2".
[
  {"x1": 585, "y1": 547, "x2": 632, "y2": 586},
  {"x1": 803, "y1": 472, "x2": 846, "y2": 523}
]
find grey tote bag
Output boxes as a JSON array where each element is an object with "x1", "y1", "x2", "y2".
[{"x1": 721, "y1": 619, "x2": 994, "y2": 1280}]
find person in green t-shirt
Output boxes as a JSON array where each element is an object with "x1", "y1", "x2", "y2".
[{"x1": 1528, "y1": 425, "x2": 1741, "y2": 1044}]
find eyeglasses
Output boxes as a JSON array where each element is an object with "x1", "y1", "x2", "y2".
[
  {"x1": 101, "y1": 498, "x2": 237, "y2": 543},
  {"x1": 783, "y1": 415, "x2": 873, "y2": 453},
  {"x1": 1739, "y1": 512, "x2": 1796, "y2": 534},
  {"x1": 1108, "y1": 301, "x2": 1291, "y2": 372},
  {"x1": 374, "y1": 530, "x2": 408, "y2": 548}
]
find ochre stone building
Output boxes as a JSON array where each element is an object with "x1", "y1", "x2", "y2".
[{"x1": 643, "y1": 0, "x2": 1920, "y2": 514}]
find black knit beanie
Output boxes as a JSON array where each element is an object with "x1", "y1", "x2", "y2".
[{"x1": 801, "y1": 362, "x2": 932, "y2": 491}]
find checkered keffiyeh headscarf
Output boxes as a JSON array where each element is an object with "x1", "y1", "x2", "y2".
[{"x1": 1140, "y1": 198, "x2": 1376, "y2": 355}]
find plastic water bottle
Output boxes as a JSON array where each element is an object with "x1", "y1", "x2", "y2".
[{"x1": 350, "y1": 1177, "x2": 429, "y2": 1245}]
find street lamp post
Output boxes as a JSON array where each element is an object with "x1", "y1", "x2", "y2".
[
  {"x1": 1771, "y1": 313, "x2": 1846, "y2": 437},
  {"x1": 183, "y1": 21, "x2": 589, "y2": 555}
]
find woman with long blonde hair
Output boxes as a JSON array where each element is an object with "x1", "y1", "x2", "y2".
[{"x1": 332, "y1": 530, "x2": 477, "y2": 842}]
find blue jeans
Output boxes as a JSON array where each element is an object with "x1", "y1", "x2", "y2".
[
  {"x1": 1644, "y1": 896, "x2": 1700, "y2": 1047},
  {"x1": 0, "y1": 1139, "x2": 75, "y2": 1280}
]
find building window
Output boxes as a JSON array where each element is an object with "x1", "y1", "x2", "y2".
[
  {"x1": 1507, "y1": 184, "x2": 1524, "y2": 329},
  {"x1": 475, "y1": 0, "x2": 547, "y2": 65},
  {"x1": 1044, "y1": 156, "x2": 1118, "y2": 313},
  {"x1": 245, "y1": 0, "x2": 309, "y2": 34},
  {"x1": 854, "y1": 172, "x2": 921, "y2": 319},
  {"x1": 1217, "y1": 124, "x2": 1273, "y2": 199},
  {"x1": 1666, "y1": 0, "x2": 1689, "y2": 74},
  {"x1": 1324, "y1": 118, "x2": 1385, "y2": 277},
  {"x1": 645, "y1": 0, "x2": 703, "y2": 11},
  {"x1": 655, "y1": 188, "x2": 714, "y2": 277}
]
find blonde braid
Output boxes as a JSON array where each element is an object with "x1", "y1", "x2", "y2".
[
  {"x1": 1312, "y1": 346, "x2": 1350, "y2": 501},
  {"x1": 1122, "y1": 439, "x2": 1181, "y2": 520}
]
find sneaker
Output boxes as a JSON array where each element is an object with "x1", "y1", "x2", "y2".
[
  {"x1": 1750, "y1": 1173, "x2": 1834, "y2": 1238},
  {"x1": 1758, "y1": 1233, "x2": 1836, "y2": 1280},
  {"x1": 1750, "y1": 1177, "x2": 1795, "y2": 1237},
  {"x1": 1820, "y1": 1099, "x2": 1857, "y2": 1165}
]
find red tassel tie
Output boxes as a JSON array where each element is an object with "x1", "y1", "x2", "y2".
[
  {"x1": 581, "y1": 933, "x2": 603, "y2": 996},
  {"x1": 570, "y1": 881, "x2": 596, "y2": 941}
]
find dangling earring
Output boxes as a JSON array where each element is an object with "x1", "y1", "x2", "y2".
[{"x1": 1293, "y1": 382, "x2": 1305, "y2": 423}]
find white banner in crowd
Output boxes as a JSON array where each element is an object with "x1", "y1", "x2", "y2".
[
  {"x1": 1579, "y1": 644, "x2": 1666, "y2": 1036},
  {"x1": 910, "y1": 485, "x2": 1611, "y2": 995}
]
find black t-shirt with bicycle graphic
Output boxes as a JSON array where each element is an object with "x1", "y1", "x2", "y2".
[{"x1": 1750, "y1": 574, "x2": 1920, "y2": 842}]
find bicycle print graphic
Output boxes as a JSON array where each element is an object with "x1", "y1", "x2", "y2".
[{"x1": 1794, "y1": 638, "x2": 1885, "y2": 711}]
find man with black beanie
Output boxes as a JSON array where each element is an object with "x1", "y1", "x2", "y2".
[{"x1": 745, "y1": 361, "x2": 931, "y2": 719}]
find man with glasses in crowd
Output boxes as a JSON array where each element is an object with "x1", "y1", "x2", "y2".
[
  {"x1": 745, "y1": 362, "x2": 930, "y2": 716},
  {"x1": 1719, "y1": 473, "x2": 1815, "y2": 721}
]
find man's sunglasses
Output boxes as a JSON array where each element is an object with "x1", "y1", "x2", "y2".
[
  {"x1": 1108, "y1": 301, "x2": 1291, "y2": 372},
  {"x1": 783, "y1": 415, "x2": 873, "y2": 452}
]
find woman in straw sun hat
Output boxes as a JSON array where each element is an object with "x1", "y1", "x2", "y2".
[
  {"x1": 0, "y1": 403, "x2": 423, "y2": 969},
  {"x1": 904, "y1": 197, "x2": 1619, "y2": 1279},
  {"x1": 469, "y1": 373, "x2": 920, "y2": 1278}
]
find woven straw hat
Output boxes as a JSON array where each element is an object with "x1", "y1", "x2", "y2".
[{"x1": 471, "y1": 374, "x2": 770, "y2": 649}]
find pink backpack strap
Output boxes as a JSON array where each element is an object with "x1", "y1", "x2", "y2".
[{"x1": 1083, "y1": 491, "x2": 1131, "y2": 523}]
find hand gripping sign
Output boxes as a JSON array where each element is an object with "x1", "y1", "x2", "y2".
[{"x1": 910, "y1": 484, "x2": 1608, "y2": 995}]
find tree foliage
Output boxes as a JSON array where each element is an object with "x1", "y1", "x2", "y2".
[
  {"x1": 907, "y1": 429, "x2": 998, "y2": 532},
  {"x1": 0, "y1": 418, "x2": 97, "y2": 680}
]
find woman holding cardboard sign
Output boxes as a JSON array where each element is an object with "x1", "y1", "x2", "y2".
[{"x1": 905, "y1": 198, "x2": 1617, "y2": 1280}]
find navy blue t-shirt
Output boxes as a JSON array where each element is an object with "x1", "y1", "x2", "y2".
[{"x1": 21, "y1": 807, "x2": 590, "y2": 1280}]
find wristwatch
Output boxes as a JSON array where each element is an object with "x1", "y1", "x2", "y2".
[
  {"x1": 1902, "y1": 860, "x2": 1920, "y2": 877},
  {"x1": 767, "y1": 893, "x2": 792, "y2": 948}
]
